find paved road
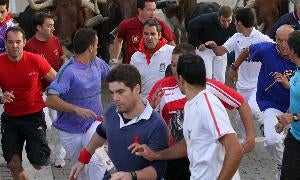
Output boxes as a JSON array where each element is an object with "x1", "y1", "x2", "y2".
[{"x1": 0, "y1": 82, "x2": 278, "y2": 180}]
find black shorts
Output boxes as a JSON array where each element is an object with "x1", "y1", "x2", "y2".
[
  {"x1": 1, "y1": 111, "x2": 50, "y2": 166},
  {"x1": 281, "y1": 131, "x2": 300, "y2": 180},
  {"x1": 164, "y1": 157, "x2": 190, "y2": 180}
]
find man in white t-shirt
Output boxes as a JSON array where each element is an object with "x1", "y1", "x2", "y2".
[
  {"x1": 131, "y1": 54, "x2": 244, "y2": 180},
  {"x1": 130, "y1": 18, "x2": 174, "y2": 98},
  {"x1": 205, "y1": 8, "x2": 273, "y2": 138}
]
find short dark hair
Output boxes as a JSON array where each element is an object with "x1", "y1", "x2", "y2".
[
  {"x1": 143, "y1": 18, "x2": 162, "y2": 33},
  {"x1": 172, "y1": 43, "x2": 196, "y2": 55},
  {"x1": 235, "y1": 8, "x2": 256, "y2": 28},
  {"x1": 73, "y1": 28, "x2": 97, "y2": 54},
  {"x1": 0, "y1": 0, "x2": 9, "y2": 9},
  {"x1": 137, "y1": 0, "x2": 156, "y2": 9},
  {"x1": 218, "y1": 6, "x2": 233, "y2": 18},
  {"x1": 33, "y1": 12, "x2": 54, "y2": 31},
  {"x1": 5, "y1": 26, "x2": 26, "y2": 41},
  {"x1": 106, "y1": 64, "x2": 142, "y2": 93},
  {"x1": 177, "y1": 54, "x2": 206, "y2": 86},
  {"x1": 288, "y1": 30, "x2": 300, "y2": 57}
]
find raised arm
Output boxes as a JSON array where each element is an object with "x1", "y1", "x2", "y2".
[
  {"x1": 110, "y1": 37, "x2": 123, "y2": 60},
  {"x1": 228, "y1": 48, "x2": 249, "y2": 82}
]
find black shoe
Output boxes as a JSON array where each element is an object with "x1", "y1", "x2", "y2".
[{"x1": 260, "y1": 124, "x2": 265, "y2": 136}]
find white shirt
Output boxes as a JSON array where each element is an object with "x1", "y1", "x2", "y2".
[
  {"x1": 183, "y1": 90, "x2": 240, "y2": 180},
  {"x1": 223, "y1": 28, "x2": 273, "y2": 89},
  {"x1": 131, "y1": 44, "x2": 174, "y2": 98}
]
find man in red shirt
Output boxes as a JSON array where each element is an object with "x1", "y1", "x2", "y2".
[
  {"x1": 0, "y1": 26, "x2": 56, "y2": 180},
  {"x1": 110, "y1": 0, "x2": 175, "y2": 64},
  {"x1": 24, "y1": 12, "x2": 67, "y2": 168},
  {"x1": 25, "y1": 12, "x2": 67, "y2": 90}
]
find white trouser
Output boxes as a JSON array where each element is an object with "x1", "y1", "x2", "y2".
[
  {"x1": 263, "y1": 108, "x2": 284, "y2": 167},
  {"x1": 196, "y1": 49, "x2": 227, "y2": 83},
  {"x1": 236, "y1": 88, "x2": 263, "y2": 139},
  {"x1": 59, "y1": 121, "x2": 105, "y2": 180},
  {"x1": 43, "y1": 94, "x2": 66, "y2": 164}
]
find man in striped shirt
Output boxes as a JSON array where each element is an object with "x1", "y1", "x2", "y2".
[
  {"x1": 131, "y1": 53, "x2": 245, "y2": 179},
  {"x1": 130, "y1": 43, "x2": 254, "y2": 180}
]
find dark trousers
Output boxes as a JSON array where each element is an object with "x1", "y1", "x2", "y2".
[{"x1": 281, "y1": 131, "x2": 300, "y2": 180}]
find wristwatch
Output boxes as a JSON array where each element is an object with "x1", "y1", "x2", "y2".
[
  {"x1": 230, "y1": 63, "x2": 238, "y2": 71},
  {"x1": 109, "y1": 58, "x2": 119, "y2": 65},
  {"x1": 292, "y1": 113, "x2": 299, "y2": 122},
  {"x1": 230, "y1": 63, "x2": 238, "y2": 70},
  {"x1": 130, "y1": 171, "x2": 137, "y2": 180}
]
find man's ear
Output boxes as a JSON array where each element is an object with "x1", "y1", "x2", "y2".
[
  {"x1": 36, "y1": 25, "x2": 42, "y2": 32},
  {"x1": 177, "y1": 75, "x2": 184, "y2": 84},
  {"x1": 133, "y1": 84, "x2": 141, "y2": 94}
]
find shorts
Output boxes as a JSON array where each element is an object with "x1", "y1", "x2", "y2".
[
  {"x1": 281, "y1": 131, "x2": 300, "y2": 180},
  {"x1": 1, "y1": 111, "x2": 50, "y2": 166},
  {"x1": 165, "y1": 157, "x2": 190, "y2": 180}
]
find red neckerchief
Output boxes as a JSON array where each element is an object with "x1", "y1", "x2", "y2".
[
  {"x1": 138, "y1": 37, "x2": 168, "y2": 64},
  {"x1": 0, "y1": 13, "x2": 12, "y2": 26}
]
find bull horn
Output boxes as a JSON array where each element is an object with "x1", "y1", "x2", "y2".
[
  {"x1": 81, "y1": 0, "x2": 100, "y2": 14},
  {"x1": 84, "y1": 14, "x2": 110, "y2": 27},
  {"x1": 27, "y1": 0, "x2": 53, "y2": 10},
  {"x1": 156, "y1": 0, "x2": 178, "y2": 9}
]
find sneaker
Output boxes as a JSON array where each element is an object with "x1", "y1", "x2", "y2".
[
  {"x1": 53, "y1": 159, "x2": 66, "y2": 168},
  {"x1": 275, "y1": 164, "x2": 282, "y2": 180},
  {"x1": 260, "y1": 124, "x2": 265, "y2": 136}
]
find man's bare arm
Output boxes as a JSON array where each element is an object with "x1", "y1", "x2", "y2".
[
  {"x1": 217, "y1": 133, "x2": 244, "y2": 180},
  {"x1": 204, "y1": 41, "x2": 228, "y2": 56},
  {"x1": 43, "y1": 68, "x2": 57, "y2": 82},
  {"x1": 111, "y1": 37, "x2": 123, "y2": 60},
  {"x1": 129, "y1": 138, "x2": 187, "y2": 160},
  {"x1": 237, "y1": 101, "x2": 255, "y2": 152},
  {"x1": 233, "y1": 48, "x2": 249, "y2": 68},
  {"x1": 228, "y1": 48, "x2": 250, "y2": 81},
  {"x1": 86, "y1": 133, "x2": 106, "y2": 154},
  {"x1": 46, "y1": 95, "x2": 97, "y2": 119}
]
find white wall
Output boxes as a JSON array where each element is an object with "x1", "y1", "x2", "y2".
[{"x1": 10, "y1": 0, "x2": 29, "y2": 13}]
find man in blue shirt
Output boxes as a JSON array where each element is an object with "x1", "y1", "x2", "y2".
[
  {"x1": 229, "y1": 24, "x2": 297, "y2": 180},
  {"x1": 275, "y1": 30, "x2": 300, "y2": 180},
  {"x1": 69, "y1": 64, "x2": 168, "y2": 180},
  {"x1": 46, "y1": 28, "x2": 110, "y2": 180}
]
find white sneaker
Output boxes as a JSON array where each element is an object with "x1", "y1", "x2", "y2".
[
  {"x1": 275, "y1": 164, "x2": 282, "y2": 180},
  {"x1": 53, "y1": 159, "x2": 66, "y2": 168}
]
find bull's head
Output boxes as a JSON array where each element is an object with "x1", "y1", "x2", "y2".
[
  {"x1": 27, "y1": 0, "x2": 108, "y2": 46},
  {"x1": 108, "y1": 0, "x2": 137, "y2": 24}
]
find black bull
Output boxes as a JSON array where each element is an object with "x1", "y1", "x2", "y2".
[{"x1": 15, "y1": 0, "x2": 112, "y2": 62}]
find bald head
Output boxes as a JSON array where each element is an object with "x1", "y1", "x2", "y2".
[
  {"x1": 276, "y1": 25, "x2": 294, "y2": 57},
  {"x1": 276, "y1": 24, "x2": 294, "y2": 35}
]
